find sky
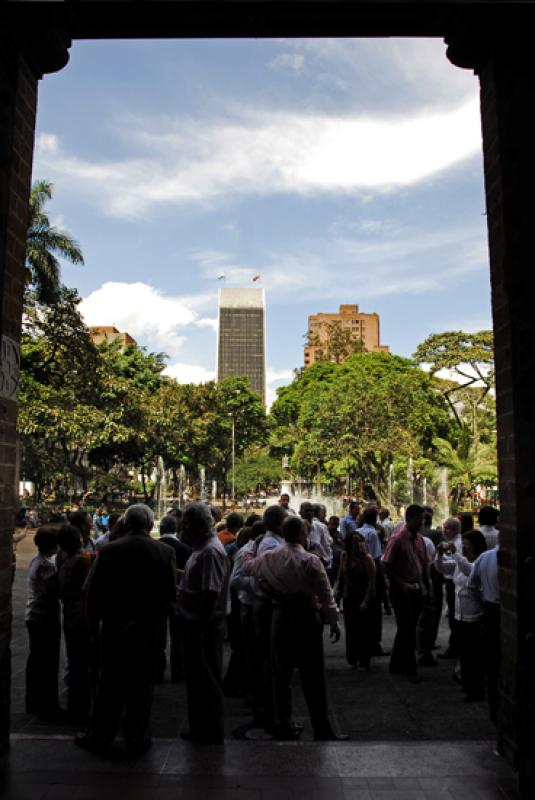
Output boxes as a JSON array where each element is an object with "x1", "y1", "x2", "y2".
[{"x1": 33, "y1": 37, "x2": 491, "y2": 406}]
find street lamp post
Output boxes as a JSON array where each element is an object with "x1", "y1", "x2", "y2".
[{"x1": 231, "y1": 415, "x2": 236, "y2": 503}]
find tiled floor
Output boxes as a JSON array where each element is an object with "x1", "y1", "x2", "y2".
[{"x1": 0, "y1": 738, "x2": 520, "y2": 800}]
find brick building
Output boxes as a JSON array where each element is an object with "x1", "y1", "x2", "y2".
[
  {"x1": 89, "y1": 325, "x2": 136, "y2": 349},
  {"x1": 304, "y1": 304, "x2": 389, "y2": 367},
  {"x1": 0, "y1": 2, "x2": 534, "y2": 795}
]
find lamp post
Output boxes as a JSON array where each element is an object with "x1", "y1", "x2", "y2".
[{"x1": 231, "y1": 414, "x2": 236, "y2": 503}]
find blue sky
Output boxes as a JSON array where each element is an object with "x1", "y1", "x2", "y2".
[{"x1": 33, "y1": 38, "x2": 490, "y2": 405}]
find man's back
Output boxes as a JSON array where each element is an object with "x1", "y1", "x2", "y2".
[{"x1": 88, "y1": 534, "x2": 176, "y2": 626}]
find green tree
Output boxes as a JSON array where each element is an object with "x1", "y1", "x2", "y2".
[
  {"x1": 233, "y1": 448, "x2": 284, "y2": 496},
  {"x1": 307, "y1": 320, "x2": 365, "y2": 364},
  {"x1": 413, "y1": 330, "x2": 494, "y2": 429},
  {"x1": 26, "y1": 180, "x2": 84, "y2": 305},
  {"x1": 270, "y1": 352, "x2": 452, "y2": 502}
]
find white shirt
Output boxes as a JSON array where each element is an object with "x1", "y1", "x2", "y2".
[
  {"x1": 230, "y1": 540, "x2": 256, "y2": 606},
  {"x1": 178, "y1": 534, "x2": 230, "y2": 620},
  {"x1": 243, "y1": 543, "x2": 338, "y2": 624},
  {"x1": 356, "y1": 524, "x2": 382, "y2": 560},
  {"x1": 468, "y1": 547, "x2": 500, "y2": 604},
  {"x1": 423, "y1": 535, "x2": 436, "y2": 563},
  {"x1": 26, "y1": 553, "x2": 59, "y2": 623},
  {"x1": 381, "y1": 518, "x2": 395, "y2": 540},
  {"x1": 435, "y1": 551, "x2": 483, "y2": 622},
  {"x1": 308, "y1": 519, "x2": 333, "y2": 568},
  {"x1": 480, "y1": 525, "x2": 499, "y2": 550}
]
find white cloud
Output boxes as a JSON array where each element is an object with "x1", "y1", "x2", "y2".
[
  {"x1": 34, "y1": 95, "x2": 481, "y2": 218},
  {"x1": 163, "y1": 363, "x2": 215, "y2": 384},
  {"x1": 80, "y1": 281, "x2": 216, "y2": 357}
]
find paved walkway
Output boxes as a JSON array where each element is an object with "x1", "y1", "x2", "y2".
[{"x1": 4, "y1": 538, "x2": 520, "y2": 799}]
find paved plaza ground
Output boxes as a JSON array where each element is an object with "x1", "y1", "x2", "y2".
[{"x1": 0, "y1": 537, "x2": 520, "y2": 799}]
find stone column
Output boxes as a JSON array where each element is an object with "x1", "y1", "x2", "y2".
[
  {"x1": 447, "y1": 27, "x2": 535, "y2": 797},
  {"x1": 0, "y1": 20, "x2": 70, "y2": 754}
]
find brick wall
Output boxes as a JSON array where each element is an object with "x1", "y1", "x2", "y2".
[
  {"x1": 0, "y1": 46, "x2": 38, "y2": 755},
  {"x1": 478, "y1": 47, "x2": 535, "y2": 796}
]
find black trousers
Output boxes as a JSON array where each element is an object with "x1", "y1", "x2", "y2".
[
  {"x1": 25, "y1": 619, "x2": 61, "y2": 715},
  {"x1": 343, "y1": 599, "x2": 372, "y2": 668},
  {"x1": 371, "y1": 562, "x2": 384, "y2": 648},
  {"x1": 156, "y1": 606, "x2": 185, "y2": 682},
  {"x1": 64, "y1": 627, "x2": 91, "y2": 721},
  {"x1": 482, "y1": 602, "x2": 501, "y2": 724},
  {"x1": 253, "y1": 597, "x2": 274, "y2": 727},
  {"x1": 239, "y1": 602, "x2": 255, "y2": 708},
  {"x1": 456, "y1": 619, "x2": 485, "y2": 700},
  {"x1": 389, "y1": 584, "x2": 422, "y2": 676},
  {"x1": 271, "y1": 605, "x2": 332, "y2": 736},
  {"x1": 89, "y1": 622, "x2": 161, "y2": 748},
  {"x1": 181, "y1": 617, "x2": 225, "y2": 743},
  {"x1": 224, "y1": 589, "x2": 246, "y2": 695}
]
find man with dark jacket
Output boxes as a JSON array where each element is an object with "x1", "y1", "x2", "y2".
[{"x1": 76, "y1": 504, "x2": 176, "y2": 756}]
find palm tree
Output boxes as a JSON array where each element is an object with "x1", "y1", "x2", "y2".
[{"x1": 26, "y1": 180, "x2": 84, "y2": 304}]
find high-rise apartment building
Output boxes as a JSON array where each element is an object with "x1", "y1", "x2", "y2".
[
  {"x1": 304, "y1": 304, "x2": 389, "y2": 367},
  {"x1": 217, "y1": 288, "x2": 266, "y2": 403},
  {"x1": 90, "y1": 326, "x2": 136, "y2": 349}
]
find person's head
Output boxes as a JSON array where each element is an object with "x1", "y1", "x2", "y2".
[
  {"x1": 237, "y1": 526, "x2": 254, "y2": 547},
  {"x1": 347, "y1": 531, "x2": 366, "y2": 558},
  {"x1": 159, "y1": 514, "x2": 178, "y2": 536},
  {"x1": 299, "y1": 501, "x2": 314, "y2": 522},
  {"x1": 478, "y1": 505, "x2": 498, "y2": 527},
  {"x1": 182, "y1": 502, "x2": 214, "y2": 546},
  {"x1": 34, "y1": 526, "x2": 59, "y2": 557},
  {"x1": 327, "y1": 516, "x2": 339, "y2": 535},
  {"x1": 405, "y1": 504, "x2": 424, "y2": 534},
  {"x1": 462, "y1": 530, "x2": 487, "y2": 562},
  {"x1": 225, "y1": 512, "x2": 244, "y2": 534},
  {"x1": 459, "y1": 513, "x2": 474, "y2": 535},
  {"x1": 279, "y1": 493, "x2": 291, "y2": 509},
  {"x1": 245, "y1": 513, "x2": 261, "y2": 527},
  {"x1": 362, "y1": 507, "x2": 378, "y2": 526},
  {"x1": 109, "y1": 515, "x2": 126, "y2": 541},
  {"x1": 107, "y1": 512, "x2": 121, "y2": 531},
  {"x1": 422, "y1": 505, "x2": 433, "y2": 529},
  {"x1": 68, "y1": 510, "x2": 92, "y2": 540},
  {"x1": 251, "y1": 519, "x2": 266, "y2": 539},
  {"x1": 168, "y1": 507, "x2": 183, "y2": 531},
  {"x1": 264, "y1": 504, "x2": 286, "y2": 535},
  {"x1": 316, "y1": 504, "x2": 327, "y2": 522},
  {"x1": 281, "y1": 516, "x2": 307, "y2": 546},
  {"x1": 58, "y1": 524, "x2": 82, "y2": 557},
  {"x1": 209, "y1": 505, "x2": 222, "y2": 525},
  {"x1": 348, "y1": 501, "x2": 360, "y2": 519},
  {"x1": 379, "y1": 508, "x2": 390, "y2": 521},
  {"x1": 124, "y1": 503, "x2": 154, "y2": 535},
  {"x1": 444, "y1": 517, "x2": 461, "y2": 542}
]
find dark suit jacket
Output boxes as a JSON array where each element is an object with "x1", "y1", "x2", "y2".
[{"x1": 87, "y1": 532, "x2": 176, "y2": 632}]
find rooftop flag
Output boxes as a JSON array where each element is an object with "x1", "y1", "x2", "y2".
[
  {"x1": 217, "y1": 273, "x2": 226, "y2": 281},
  {"x1": 252, "y1": 274, "x2": 261, "y2": 282}
]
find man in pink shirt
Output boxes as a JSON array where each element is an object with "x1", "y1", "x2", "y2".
[
  {"x1": 243, "y1": 515, "x2": 347, "y2": 741},
  {"x1": 383, "y1": 504, "x2": 430, "y2": 680}
]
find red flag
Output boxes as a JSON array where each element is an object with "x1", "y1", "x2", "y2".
[{"x1": 252, "y1": 274, "x2": 261, "y2": 282}]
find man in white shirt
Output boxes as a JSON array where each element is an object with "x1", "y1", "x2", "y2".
[
  {"x1": 468, "y1": 545, "x2": 500, "y2": 724},
  {"x1": 243, "y1": 515, "x2": 346, "y2": 741},
  {"x1": 477, "y1": 506, "x2": 499, "y2": 550},
  {"x1": 438, "y1": 517, "x2": 462, "y2": 659},
  {"x1": 279, "y1": 493, "x2": 297, "y2": 516},
  {"x1": 309, "y1": 504, "x2": 333, "y2": 569}
]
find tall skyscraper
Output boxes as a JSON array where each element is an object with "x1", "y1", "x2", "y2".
[{"x1": 217, "y1": 288, "x2": 266, "y2": 403}]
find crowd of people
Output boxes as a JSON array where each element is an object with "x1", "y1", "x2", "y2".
[{"x1": 22, "y1": 495, "x2": 501, "y2": 756}]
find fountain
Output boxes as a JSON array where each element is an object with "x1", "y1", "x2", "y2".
[
  {"x1": 155, "y1": 456, "x2": 167, "y2": 524},
  {"x1": 423, "y1": 477, "x2": 427, "y2": 506},
  {"x1": 439, "y1": 467, "x2": 450, "y2": 522},
  {"x1": 407, "y1": 456, "x2": 414, "y2": 504}
]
